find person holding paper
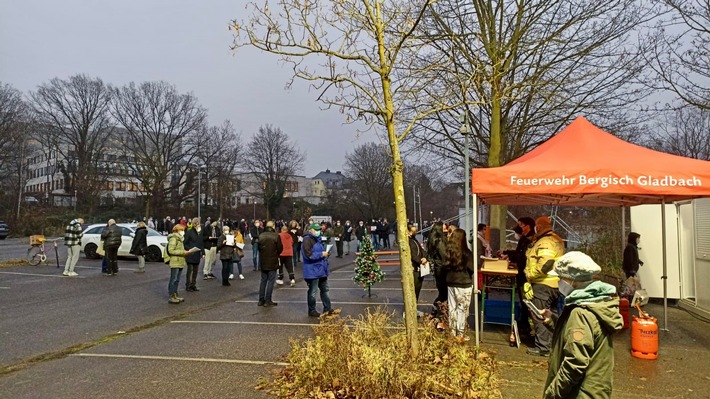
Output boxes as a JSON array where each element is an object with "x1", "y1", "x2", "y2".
[
  {"x1": 407, "y1": 224, "x2": 427, "y2": 308},
  {"x1": 184, "y1": 218, "x2": 205, "y2": 292},
  {"x1": 217, "y1": 225, "x2": 236, "y2": 286},
  {"x1": 302, "y1": 223, "x2": 334, "y2": 317},
  {"x1": 443, "y1": 228, "x2": 475, "y2": 342},
  {"x1": 232, "y1": 228, "x2": 246, "y2": 280},
  {"x1": 165, "y1": 224, "x2": 200, "y2": 304}
]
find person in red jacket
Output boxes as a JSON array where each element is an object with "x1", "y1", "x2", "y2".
[{"x1": 277, "y1": 226, "x2": 296, "y2": 286}]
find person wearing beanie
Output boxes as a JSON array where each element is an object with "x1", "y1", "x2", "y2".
[
  {"x1": 524, "y1": 215, "x2": 565, "y2": 356},
  {"x1": 540, "y1": 251, "x2": 623, "y2": 399},
  {"x1": 302, "y1": 223, "x2": 334, "y2": 317}
]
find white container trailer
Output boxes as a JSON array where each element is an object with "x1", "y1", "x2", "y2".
[{"x1": 630, "y1": 198, "x2": 710, "y2": 320}]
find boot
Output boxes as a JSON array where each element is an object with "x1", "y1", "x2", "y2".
[{"x1": 175, "y1": 293, "x2": 185, "y2": 302}]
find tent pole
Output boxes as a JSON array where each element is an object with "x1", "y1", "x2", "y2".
[
  {"x1": 473, "y1": 194, "x2": 480, "y2": 348},
  {"x1": 621, "y1": 207, "x2": 626, "y2": 256},
  {"x1": 661, "y1": 199, "x2": 669, "y2": 331}
]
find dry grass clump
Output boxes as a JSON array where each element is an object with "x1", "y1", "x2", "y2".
[{"x1": 261, "y1": 308, "x2": 500, "y2": 399}]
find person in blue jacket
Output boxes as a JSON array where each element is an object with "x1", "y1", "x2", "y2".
[{"x1": 302, "y1": 223, "x2": 334, "y2": 317}]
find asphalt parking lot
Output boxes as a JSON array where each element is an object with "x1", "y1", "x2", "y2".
[{"x1": 1, "y1": 239, "x2": 710, "y2": 398}]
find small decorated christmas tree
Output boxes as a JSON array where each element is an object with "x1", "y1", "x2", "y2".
[{"x1": 353, "y1": 235, "x2": 385, "y2": 297}]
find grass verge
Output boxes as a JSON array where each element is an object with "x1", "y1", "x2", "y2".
[{"x1": 258, "y1": 308, "x2": 500, "y2": 399}]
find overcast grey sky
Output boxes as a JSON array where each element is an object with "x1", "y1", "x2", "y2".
[{"x1": 0, "y1": 0, "x2": 373, "y2": 177}]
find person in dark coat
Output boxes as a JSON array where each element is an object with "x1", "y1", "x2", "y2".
[
  {"x1": 184, "y1": 218, "x2": 205, "y2": 292},
  {"x1": 622, "y1": 232, "x2": 643, "y2": 279},
  {"x1": 216, "y1": 225, "x2": 236, "y2": 286},
  {"x1": 408, "y1": 224, "x2": 427, "y2": 304},
  {"x1": 250, "y1": 220, "x2": 264, "y2": 271},
  {"x1": 502, "y1": 216, "x2": 536, "y2": 336},
  {"x1": 101, "y1": 219, "x2": 123, "y2": 276},
  {"x1": 426, "y1": 221, "x2": 448, "y2": 319},
  {"x1": 130, "y1": 222, "x2": 148, "y2": 273},
  {"x1": 257, "y1": 221, "x2": 283, "y2": 307}
]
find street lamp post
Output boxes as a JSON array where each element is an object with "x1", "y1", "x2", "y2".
[
  {"x1": 197, "y1": 166, "x2": 201, "y2": 220},
  {"x1": 253, "y1": 197, "x2": 256, "y2": 220}
]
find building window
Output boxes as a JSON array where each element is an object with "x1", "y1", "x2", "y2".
[{"x1": 107, "y1": 181, "x2": 114, "y2": 190}]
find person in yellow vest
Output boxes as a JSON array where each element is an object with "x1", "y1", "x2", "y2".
[{"x1": 524, "y1": 216, "x2": 565, "y2": 356}]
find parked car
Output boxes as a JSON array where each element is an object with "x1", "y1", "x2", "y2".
[
  {"x1": 81, "y1": 223, "x2": 167, "y2": 262},
  {"x1": 0, "y1": 221, "x2": 8, "y2": 240}
]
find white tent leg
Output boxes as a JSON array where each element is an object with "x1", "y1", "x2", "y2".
[
  {"x1": 661, "y1": 200, "x2": 669, "y2": 331},
  {"x1": 622, "y1": 207, "x2": 626, "y2": 255},
  {"x1": 473, "y1": 194, "x2": 480, "y2": 348}
]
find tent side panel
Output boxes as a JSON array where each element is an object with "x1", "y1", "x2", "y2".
[{"x1": 631, "y1": 204, "x2": 681, "y2": 299}]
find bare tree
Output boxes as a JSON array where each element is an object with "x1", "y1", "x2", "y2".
[
  {"x1": 244, "y1": 125, "x2": 305, "y2": 220},
  {"x1": 196, "y1": 120, "x2": 243, "y2": 218},
  {"x1": 644, "y1": 0, "x2": 710, "y2": 109},
  {"x1": 0, "y1": 83, "x2": 26, "y2": 177},
  {"x1": 112, "y1": 81, "x2": 207, "y2": 218},
  {"x1": 232, "y1": 1, "x2": 466, "y2": 354},
  {"x1": 343, "y1": 142, "x2": 393, "y2": 219},
  {"x1": 405, "y1": 0, "x2": 657, "y2": 246},
  {"x1": 0, "y1": 83, "x2": 32, "y2": 220},
  {"x1": 649, "y1": 106, "x2": 710, "y2": 160},
  {"x1": 29, "y1": 74, "x2": 115, "y2": 211}
]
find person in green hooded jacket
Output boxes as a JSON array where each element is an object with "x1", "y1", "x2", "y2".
[{"x1": 537, "y1": 251, "x2": 624, "y2": 399}]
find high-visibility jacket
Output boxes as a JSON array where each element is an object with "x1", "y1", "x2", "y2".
[{"x1": 525, "y1": 230, "x2": 564, "y2": 288}]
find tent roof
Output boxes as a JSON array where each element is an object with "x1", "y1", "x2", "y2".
[{"x1": 471, "y1": 117, "x2": 710, "y2": 206}]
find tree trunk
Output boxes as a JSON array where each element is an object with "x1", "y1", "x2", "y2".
[{"x1": 489, "y1": 91, "x2": 506, "y2": 251}]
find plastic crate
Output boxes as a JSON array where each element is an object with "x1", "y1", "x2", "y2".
[
  {"x1": 29, "y1": 235, "x2": 45, "y2": 245},
  {"x1": 483, "y1": 300, "x2": 520, "y2": 325}
]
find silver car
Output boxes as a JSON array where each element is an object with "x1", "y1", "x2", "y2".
[{"x1": 81, "y1": 223, "x2": 167, "y2": 262}]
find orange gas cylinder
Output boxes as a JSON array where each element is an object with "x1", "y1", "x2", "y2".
[
  {"x1": 631, "y1": 315, "x2": 658, "y2": 360},
  {"x1": 619, "y1": 298, "x2": 630, "y2": 330}
]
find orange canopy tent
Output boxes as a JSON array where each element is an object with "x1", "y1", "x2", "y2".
[
  {"x1": 471, "y1": 116, "x2": 710, "y2": 206},
  {"x1": 467, "y1": 116, "x2": 710, "y2": 344}
]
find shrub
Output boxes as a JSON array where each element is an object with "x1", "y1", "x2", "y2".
[{"x1": 261, "y1": 308, "x2": 500, "y2": 399}]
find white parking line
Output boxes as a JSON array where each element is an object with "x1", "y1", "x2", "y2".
[
  {"x1": 0, "y1": 271, "x2": 86, "y2": 278},
  {"x1": 0, "y1": 286, "x2": 10, "y2": 289},
  {"x1": 232, "y1": 300, "x2": 433, "y2": 307},
  {"x1": 71, "y1": 353, "x2": 288, "y2": 366},
  {"x1": 171, "y1": 320, "x2": 409, "y2": 330},
  {"x1": 173, "y1": 320, "x2": 318, "y2": 327}
]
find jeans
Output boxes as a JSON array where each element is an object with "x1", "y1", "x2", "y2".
[
  {"x1": 306, "y1": 277, "x2": 332, "y2": 313},
  {"x1": 105, "y1": 245, "x2": 119, "y2": 274},
  {"x1": 221, "y1": 259, "x2": 233, "y2": 282},
  {"x1": 168, "y1": 267, "x2": 183, "y2": 295},
  {"x1": 531, "y1": 284, "x2": 559, "y2": 351},
  {"x1": 292, "y1": 243, "x2": 301, "y2": 264},
  {"x1": 64, "y1": 245, "x2": 80, "y2": 273},
  {"x1": 252, "y1": 242, "x2": 260, "y2": 270},
  {"x1": 370, "y1": 234, "x2": 379, "y2": 249},
  {"x1": 259, "y1": 269, "x2": 277, "y2": 302},
  {"x1": 344, "y1": 240, "x2": 351, "y2": 255},
  {"x1": 448, "y1": 286, "x2": 473, "y2": 337},
  {"x1": 234, "y1": 259, "x2": 242, "y2": 275},
  {"x1": 137, "y1": 255, "x2": 145, "y2": 271},
  {"x1": 186, "y1": 263, "x2": 199, "y2": 289}
]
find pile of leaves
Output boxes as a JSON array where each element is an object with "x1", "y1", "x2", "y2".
[{"x1": 259, "y1": 308, "x2": 500, "y2": 399}]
